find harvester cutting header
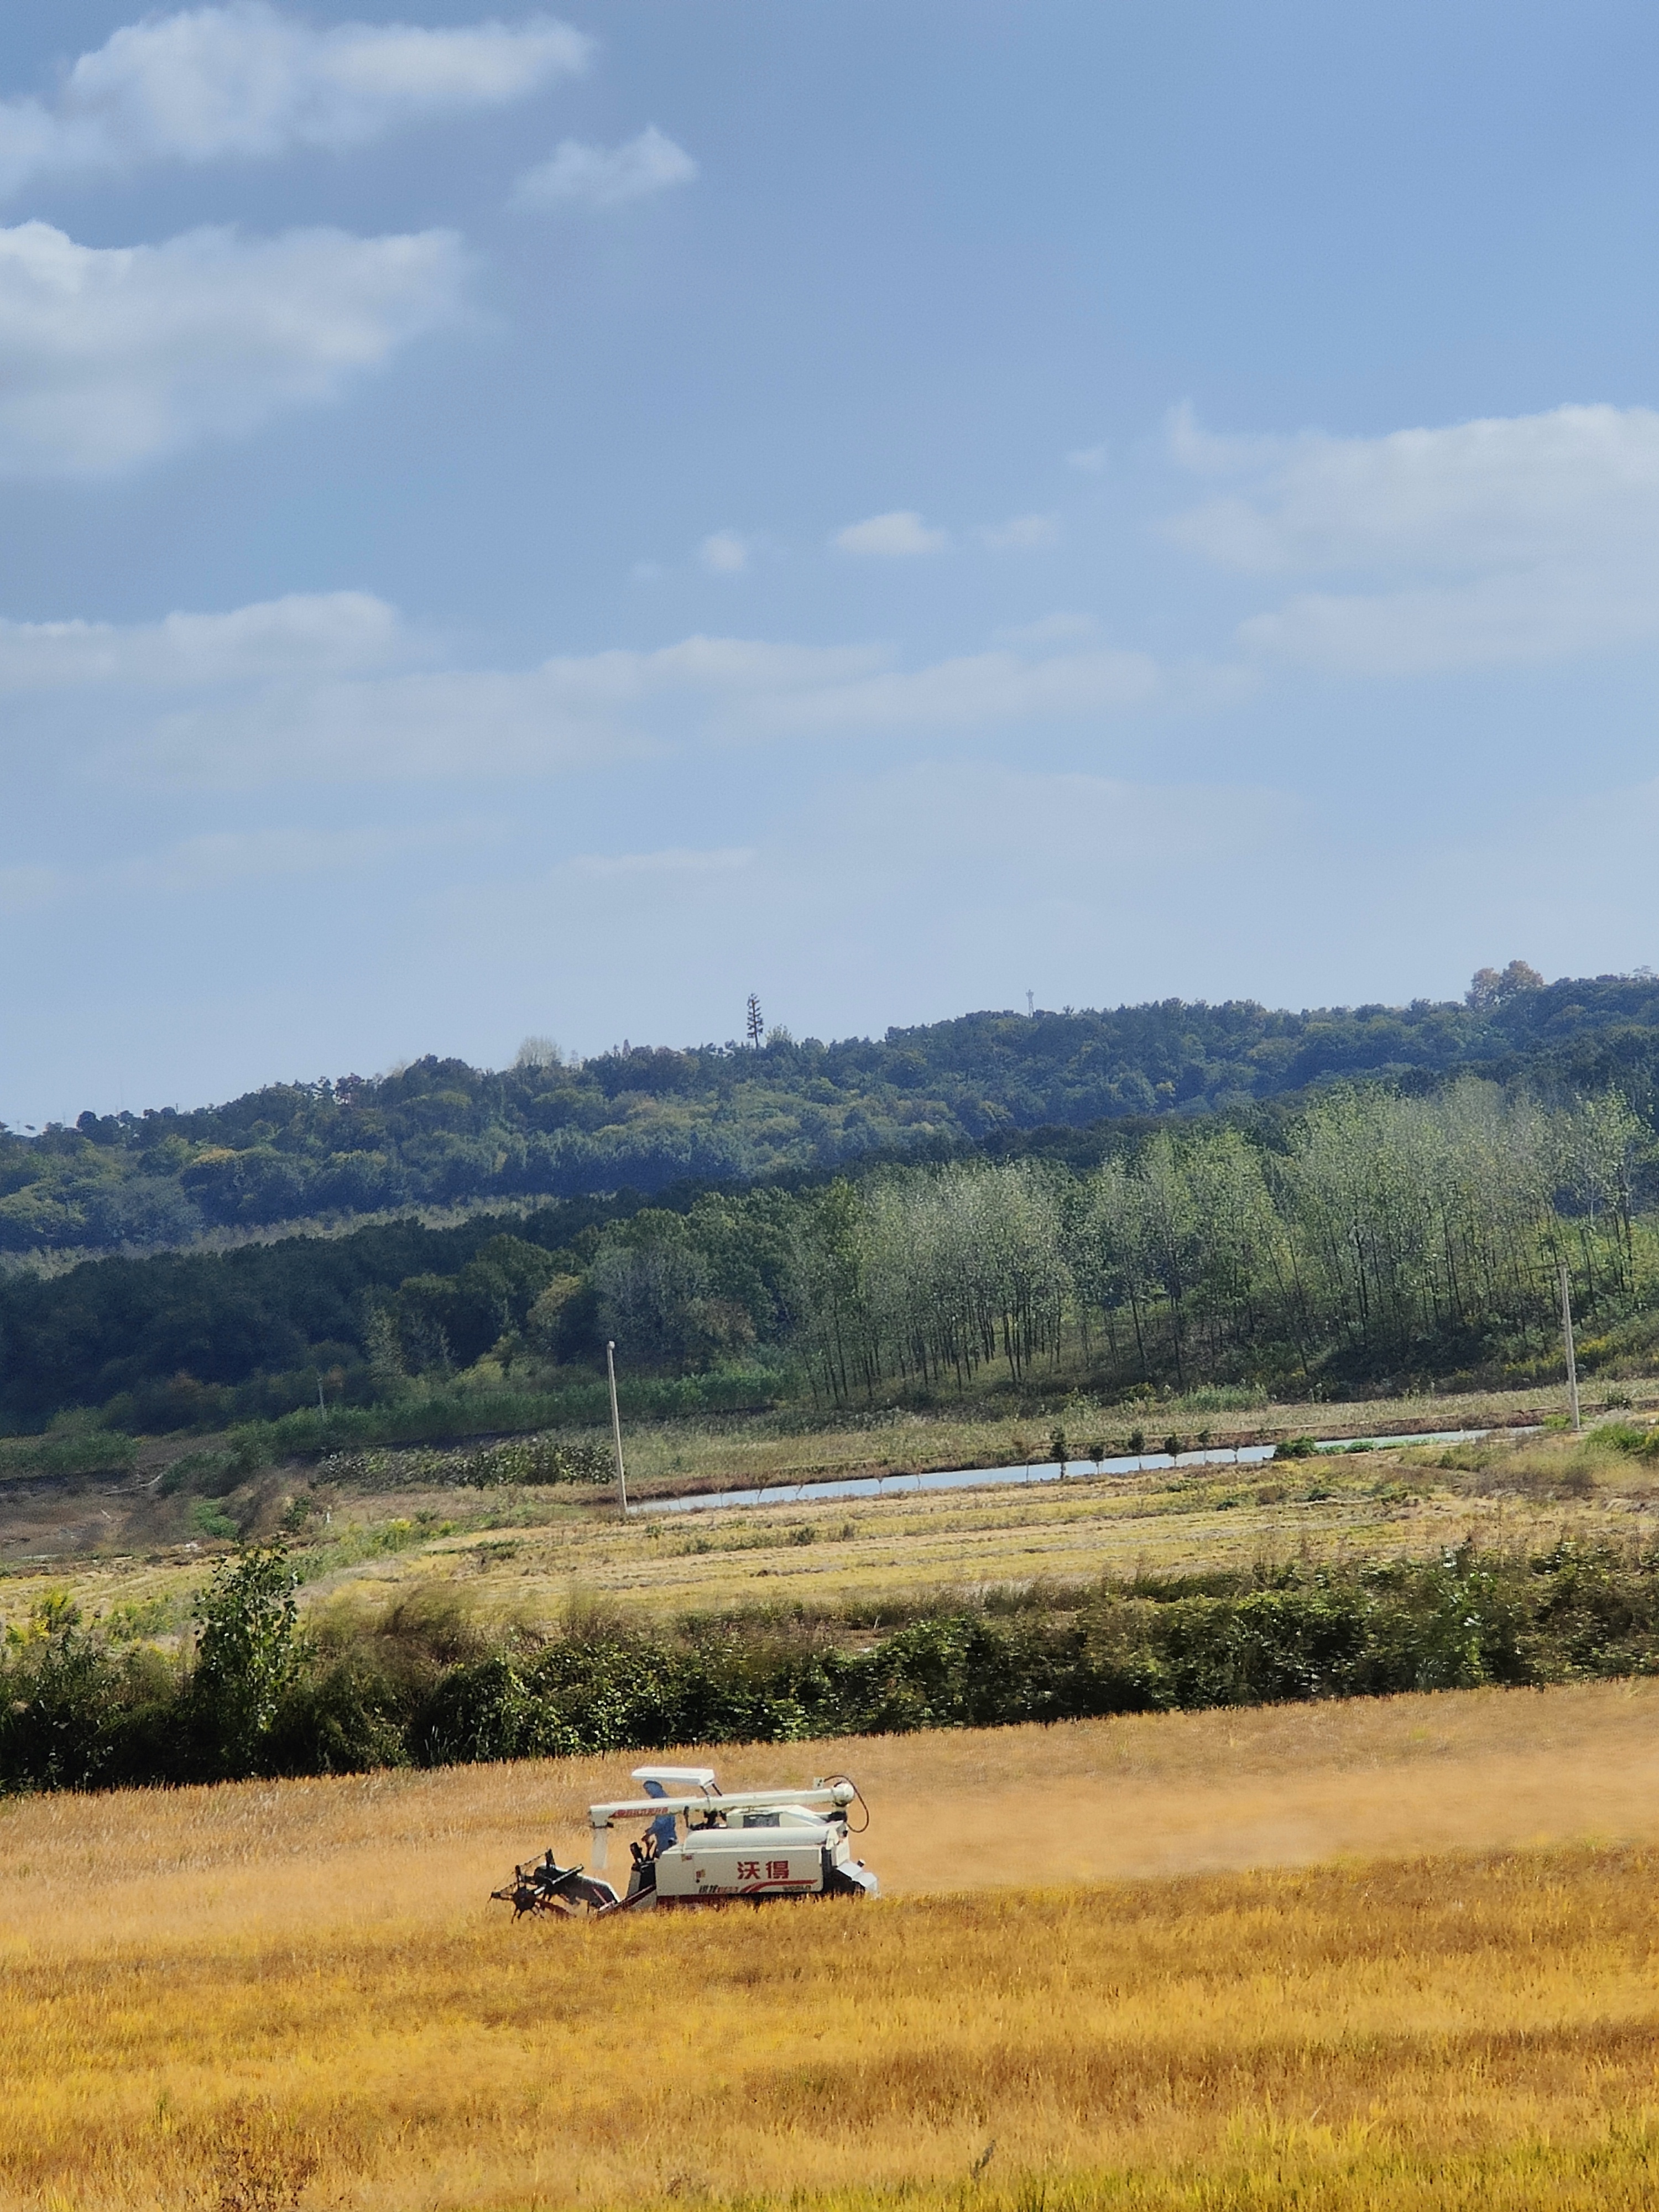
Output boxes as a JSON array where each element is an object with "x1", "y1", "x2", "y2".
[{"x1": 492, "y1": 1766, "x2": 878, "y2": 1918}]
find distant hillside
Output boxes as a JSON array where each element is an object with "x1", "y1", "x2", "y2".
[{"x1": 6, "y1": 966, "x2": 1659, "y2": 1258}]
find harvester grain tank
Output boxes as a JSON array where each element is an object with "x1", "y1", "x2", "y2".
[{"x1": 491, "y1": 1765, "x2": 877, "y2": 1916}]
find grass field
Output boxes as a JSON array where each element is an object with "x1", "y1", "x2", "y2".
[
  {"x1": 0, "y1": 1389, "x2": 1655, "y2": 1637},
  {"x1": 5, "y1": 1394, "x2": 1658, "y2": 1644},
  {"x1": 6, "y1": 1683, "x2": 1659, "y2": 2211}
]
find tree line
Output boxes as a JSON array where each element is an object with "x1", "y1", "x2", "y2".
[
  {"x1": 2, "y1": 1076, "x2": 1653, "y2": 1434},
  {"x1": 9, "y1": 966, "x2": 1659, "y2": 1256},
  {"x1": 780, "y1": 1081, "x2": 1651, "y2": 1400},
  {"x1": 6, "y1": 1533, "x2": 1659, "y2": 1793}
]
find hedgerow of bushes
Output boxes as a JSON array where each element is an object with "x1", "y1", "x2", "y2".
[
  {"x1": 150, "y1": 1431, "x2": 618, "y2": 1512},
  {"x1": 317, "y1": 1434, "x2": 616, "y2": 1491},
  {"x1": 6, "y1": 1536, "x2": 1659, "y2": 1795}
]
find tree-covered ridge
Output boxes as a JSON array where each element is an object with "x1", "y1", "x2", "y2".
[
  {"x1": 0, "y1": 1203, "x2": 628, "y2": 1429},
  {"x1": 6, "y1": 969, "x2": 1659, "y2": 1259},
  {"x1": 3, "y1": 1076, "x2": 1655, "y2": 1436}
]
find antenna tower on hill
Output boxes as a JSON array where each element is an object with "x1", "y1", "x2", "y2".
[{"x1": 746, "y1": 993, "x2": 765, "y2": 1048}]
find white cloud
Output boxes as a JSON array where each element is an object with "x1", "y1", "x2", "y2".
[
  {"x1": 833, "y1": 509, "x2": 950, "y2": 558},
  {"x1": 0, "y1": 592, "x2": 1164, "y2": 785},
  {"x1": 253, "y1": 635, "x2": 1156, "y2": 776},
  {"x1": 121, "y1": 822, "x2": 484, "y2": 891},
  {"x1": 0, "y1": 4, "x2": 588, "y2": 192},
  {"x1": 561, "y1": 845, "x2": 754, "y2": 881},
  {"x1": 0, "y1": 220, "x2": 467, "y2": 476},
  {"x1": 979, "y1": 512, "x2": 1061, "y2": 552},
  {"x1": 511, "y1": 124, "x2": 697, "y2": 212},
  {"x1": 464, "y1": 761, "x2": 1299, "y2": 1056},
  {"x1": 106, "y1": 627, "x2": 894, "y2": 783},
  {"x1": 0, "y1": 590, "x2": 409, "y2": 688},
  {"x1": 1162, "y1": 401, "x2": 1282, "y2": 481},
  {"x1": 749, "y1": 645, "x2": 1159, "y2": 738},
  {"x1": 798, "y1": 762, "x2": 1282, "y2": 891},
  {"x1": 1168, "y1": 402, "x2": 1659, "y2": 575},
  {"x1": 698, "y1": 531, "x2": 750, "y2": 574},
  {"x1": 1066, "y1": 442, "x2": 1109, "y2": 473},
  {"x1": 993, "y1": 611, "x2": 1099, "y2": 645},
  {"x1": 1234, "y1": 570, "x2": 1659, "y2": 675},
  {"x1": 0, "y1": 820, "x2": 489, "y2": 911},
  {"x1": 1167, "y1": 401, "x2": 1659, "y2": 672}
]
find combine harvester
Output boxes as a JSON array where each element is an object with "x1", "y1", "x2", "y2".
[{"x1": 492, "y1": 1765, "x2": 878, "y2": 1917}]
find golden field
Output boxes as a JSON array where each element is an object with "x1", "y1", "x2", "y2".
[{"x1": 7, "y1": 1683, "x2": 1659, "y2": 2211}]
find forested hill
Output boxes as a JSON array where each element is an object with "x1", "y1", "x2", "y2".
[{"x1": 5, "y1": 966, "x2": 1659, "y2": 1258}]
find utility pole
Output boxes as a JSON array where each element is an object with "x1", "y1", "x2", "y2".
[
  {"x1": 1558, "y1": 1260, "x2": 1582, "y2": 1433},
  {"x1": 1026, "y1": 990, "x2": 1034, "y2": 1018},
  {"x1": 606, "y1": 1339, "x2": 629, "y2": 1517},
  {"x1": 746, "y1": 993, "x2": 765, "y2": 1048}
]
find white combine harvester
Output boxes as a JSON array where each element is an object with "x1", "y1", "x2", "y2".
[{"x1": 491, "y1": 1765, "x2": 879, "y2": 1917}]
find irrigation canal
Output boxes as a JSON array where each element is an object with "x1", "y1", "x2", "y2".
[{"x1": 637, "y1": 1426, "x2": 1527, "y2": 1516}]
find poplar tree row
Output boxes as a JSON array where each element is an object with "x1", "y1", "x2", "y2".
[{"x1": 784, "y1": 1081, "x2": 1648, "y2": 1400}]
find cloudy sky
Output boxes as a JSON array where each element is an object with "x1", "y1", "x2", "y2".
[{"x1": 3, "y1": 0, "x2": 1658, "y2": 1121}]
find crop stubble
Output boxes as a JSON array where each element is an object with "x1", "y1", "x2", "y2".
[{"x1": 4, "y1": 1682, "x2": 1659, "y2": 2208}]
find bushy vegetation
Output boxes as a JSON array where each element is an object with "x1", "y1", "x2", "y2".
[
  {"x1": 0, "y1": 1206, "x2": 625, "y2": 1428},
  {"x1": 9, "y1": 1533, "x2": 1659, "y2": 1793},
  {"x1": 8, "y1": 966, "x2": 1659, "y2": 1259},
  {"x1": 2, "y1": 1073, "x2": 1654, "y2": 1436},
  {"x1": 317, "y1": 1435, "x2": 616, "y2": 1490}
]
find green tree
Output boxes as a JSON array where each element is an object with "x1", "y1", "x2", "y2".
[{"x1": 192, "y1": 1546, "x2": 300, "y2": 1776}]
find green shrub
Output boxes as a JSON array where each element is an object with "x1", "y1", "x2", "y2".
[
  {"x1": 191, "y1": 1546, "x2": 300, "y2": 1775},
  {"x1": 1589, "y1": 1421, "x2": 1651, "y2": 1455},
  {"x1": 160, "y1": 1451, "x2": 239, "y2": 1499},
  {"x1": 13, "y1": 1538, "x2": 1659, "y2": 1796},
  {"x1": 34, "y1": 1426, "x2": 140, "y2": 1480},
  {"x1": 317, "y1": 1433, "x2": 613, "y2": 1492},
  {"x1": 264, "y1": 1656, "x2": 410, "y2": 1776},
  {"x1": 0, "y1": 1426, "x2": 139, "y2": 1484}
]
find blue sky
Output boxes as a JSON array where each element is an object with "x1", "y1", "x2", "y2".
[{"x1": 3, "y1": 0, "x2": 1658, "y2": 1123}]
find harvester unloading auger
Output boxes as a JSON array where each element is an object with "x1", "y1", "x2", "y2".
[{"x1": 491, "y1": 1765, "x2": 878, "y2": 1917}]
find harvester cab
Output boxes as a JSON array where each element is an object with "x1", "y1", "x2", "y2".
[
  {"x1": 491, "y1": 1766, "x2": 877, "y2": 1918},
  {"x1": 634, "y1": 1765, "x2": 714, "y2": 1855}
]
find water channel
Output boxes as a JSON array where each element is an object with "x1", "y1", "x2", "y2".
[{"x1": 636, "y1": 1426, "x2": 1524, "y2": 1516}]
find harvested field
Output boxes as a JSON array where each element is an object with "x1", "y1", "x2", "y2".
[
  {"x1": 5, "y1": 1682, "x2": 1659, "y2": 2209},
  {"x1": 9, "y1": 1407, "x2": 1659, "y2": 1637}
]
